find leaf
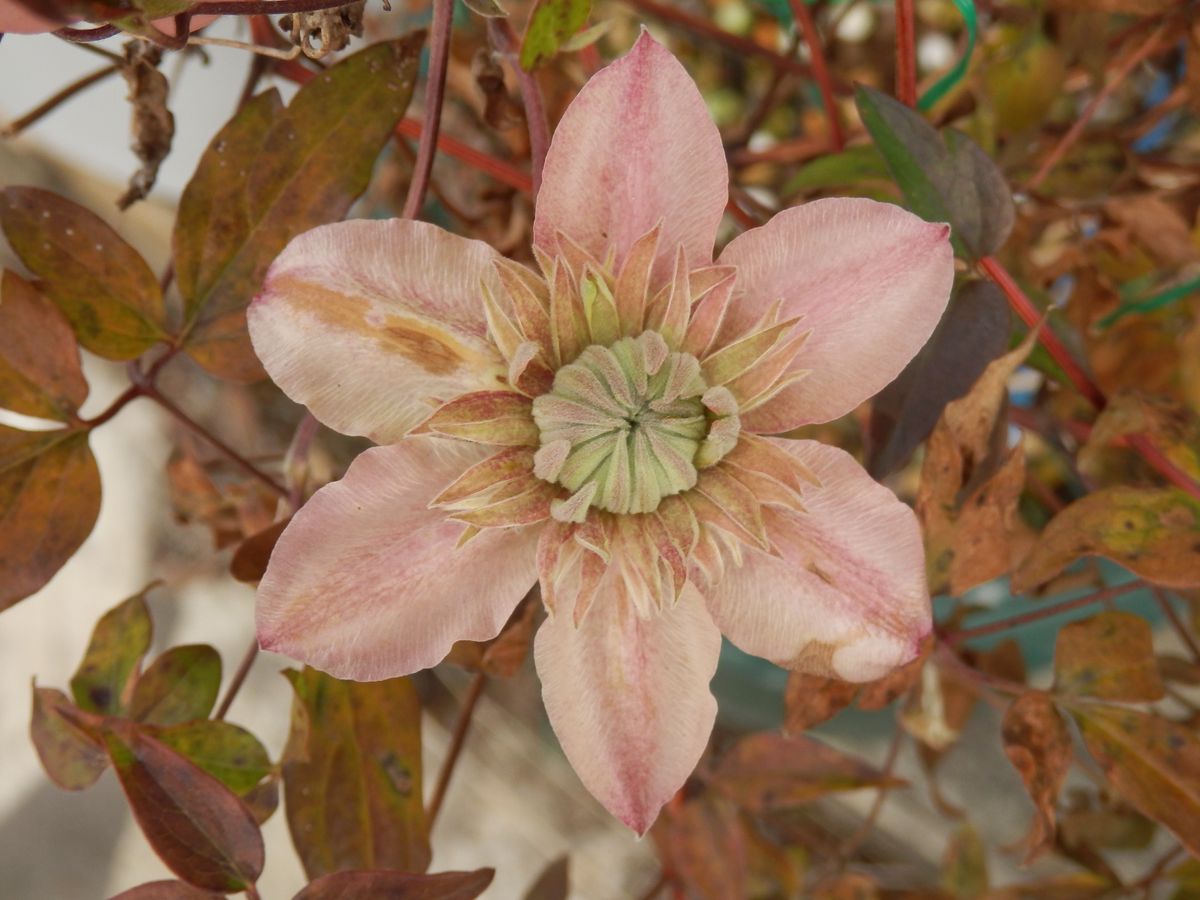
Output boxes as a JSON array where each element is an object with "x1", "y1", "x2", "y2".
[
  {"x1": 117, "y1": 41, "x2": 175, "y2": 210},
  {"x1": 0, "y1": 270, "x2": 88, "y2": 421},
  {"x1": 1012, "y1": 488, "x2": 1200, "y2": 591},
  {"x1": 1002, "y1": 691, "x2": 1073, "y2": 862},
  {"x1": 447, "y1": 592, "x2": 538, "y2": 678},
  {"x1": 857, "y1": 635, "x2": 932, "y2": 710},
  {"x1": 656, "y1": 794, "x2": 748, "y2": 900},
  {"x1": 868, "y1": 281, "x2": 1010, "y2": 477},
  {"x1": 1054, "y1": 611, "x2": 1165, "y2": 702},
  {"x1": 783, "y1": 144, "x2": 893, "y2": 197},
  {"x1": 174, "y1": 35, "x2": 424, "y2": 382},
  {"x1": 461, "y1": 0, "x2": 507, "y2": 16},
  {"x1": 0, "y1": 427, "x2": 102, "y2": 612},
  {"x1": 984, "y1": 33, "x2": 1067, "y2": 135},
  {"x1": 782, "y1": 673, "x2": 858, "y2": 734},
  {"x1": 130, "y1": 645, "x2": 222, "y2": 726},
  {"x1": 107, "y1": 881, "x2": 225, "y2": 900},
  {"x1": 70, "y1": 587, "x2": 153, "y2": 715},
  {"x1": 102, "y1": 719, "x2": 265, "y2": 891},
  {"x1": 282, "y1": 667, "x2": 430, "y2": 879},
  {"x1": 0, "y1": 186, "x2": 166, "y2": 359},
  {"x1": 152, "y1": 720, "x2": 272, "y2": 796},
  {"x1": 1070, "y1": 704, "x2": 1200, "y2": 858},
  {"x1": 292, "y1": 869, "x2": 495, "y2": 900},
  {"x1": 940, "y1": 825, "x2": 988, "y2": 899},
  {"x1": 522, "y1": 856, "x2": 568, "y2": 900},
  {"x1": 1079, "y1": 390, "x2": 1200, "y2": 483},
  {"x1": 711, "y1": 732, "x2": 903, "y2": 813},
  {"x1": 229, "y1": 517, "x2": 291, "y2": 583},
  {"x1": 29, "y1": 685, "x2": 108, "y2": 790},
  {"x1": 854, "y1": 84, "x2": 1015, "y2": 259},
  {"x1": 519, "y1": 0, "x2": 591, "y2": 70}
]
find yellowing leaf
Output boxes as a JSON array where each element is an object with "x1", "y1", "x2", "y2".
[
  {"x1": 1053, "y1": 611, "x2": 1164, "y2": 702},
  {"x1": 70, "y1": 587, "x2": 153, "y2": 715},
  {"x1": 520, "y1": 0, "x2": 591, "y2": 70}
]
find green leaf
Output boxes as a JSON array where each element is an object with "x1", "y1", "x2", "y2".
[
  {"x1": 0, "y1": 426, "x2": 101, "y2": 613},
  {"x1": 282, "y1": 667, "x2": 430, "y2": 879},
  {"x1": 1070, "y1": 704, "x2": 1200, "y2": 859},
  {"x1": 152, "y1": 720, "x2": 272, "y2": 795},
  {"x1": 69, "y1": 587, "x2": 154, "y2": 715},
  {"x1": 854, "y1": 85, "x2": 1014, "y2": 260},
  {"x1": 29, "y1": 685, "x2": 108, "y2": 791},
  {"x1": 291, "y1": 868, "x2": 495, "y2": 900},
  {"x1": 103, "y1": 720, "x2": 265, "y2": 892},
  {"x1": 0, "y1": 187, "x2": 167, "y2": 359},
  {"x1": 130, "y1": 644, "x2": 222, "y2": 726},
  {"x1": 1054, "y1": 611, "x2": 1165, "y2": 702},
  {"x1": 519, "y1": 0, "x2": 591, "y2": 70},
  {"x1": 174, "y1": 35, "x2": 424, "y2": 382},
  {"x1": 0, "y1": 270, "x2": 88, "y2": 422},
  {"x1": 782, "y1": 143, "x2": 893, "y2": 197}
]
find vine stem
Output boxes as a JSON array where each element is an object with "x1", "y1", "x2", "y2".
[
  {"x1": 401, "y1": 0, "x2": 453, "y2": 219},
  {"x1": 944, "y1": 580, "x2": 1146, "y2": 645},
  {"x1": 426, "y1": 671, "x2": 487, "y2": 828},
  {"x1": 1152, "y1": 588, "x2": 1200, "y2": 664},
  {"x1": 488, "y1": 18, "x2": 550, "y2": 198},
  {"x1": 788, "y1": 0, "x2": 845, "y2": 150},
  {"x1": 214, "y1": 639, "x2": 260, "y2": 720},
  {"x1": 893, "y1": 0, "x2": 917, "y2": 107},
  {"x1": 3, "y1": 64, "x2": 119, "y2": 137},
  {"x1": 838, "y1": 724, "x2": 905, "y2": 863}
]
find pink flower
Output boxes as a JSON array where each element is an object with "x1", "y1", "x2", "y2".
[{"x1": 250, "y1": 33, "x2": 953, "y2": 833}]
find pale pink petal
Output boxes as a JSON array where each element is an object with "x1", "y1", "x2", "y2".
[
  {"x1": 249, "y1": 219, "x2": 508, "y2": 445},
  {"x1": 535, "y1": 584, "x2": 721, "y2": 834},
  {"x1": 533, "y1": 32, "x2": 728, "y2": 282},
  {"x1": 257, "y1": 437, "x2": 539, "y2": 680},
  {"x1": 706, "y1": 439, "x2": 930, "y2": 682},
  {"x1": 717, "y1": 199, "x2": 954, "y2": 433}
]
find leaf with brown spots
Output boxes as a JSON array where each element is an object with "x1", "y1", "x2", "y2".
[
  {"x1": 783, "y1": 672, "x2": 858, "y2": 733},
  {"x1": 1069, "y1": 704, "x2": 1200, "y2": 858},
  {"x1": 175, "y1": 36, "x2": 424, "y2": 381},
  {"x1": 1012, "y1": 488, "x2": 1200, "y2": 591},
  {"x1": 151, "y1": 720, "x2": 272, "y2": 797},
  {"x1": 30, "y1": 685, "x2": 108, "y2": 791},
  {"x1": 282, "y1": 667, "x2": 430, "y2": 879},
  {"x1": 0, "y1": 187, "x2": 166, "y2": 359},
  {"x1": 70, "y1": 587, "x2": 153, "y2": 716},
  {"x1": 0, "y1": 270, "x2": 88, "y2": 422},
  {"x1": 1053, "y1": 611, "x2": 1164, "y2": 702},
  {"x1": 1002, "y1": 691, "x2": 1073, "y2": 862}
]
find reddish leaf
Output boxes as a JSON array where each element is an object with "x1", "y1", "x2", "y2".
[
  {"x1": 152, "y1": 720, "x2": 272, "y2": 796},
  {"x1": 1053, "y1": 611, "x2": 1165, "y2": 702},
  {"x1": 857, "y1": 635, "x2": 932, "y2": 710},
  {"x1": 657, "y1": 793, "x2": 748, "y2": 900},
  {"x1": 0, "y1": 186, "x2": 166, "y2": 359},
  {"x1": 0, "y1": 269, "x2": 88, "y2": 421},
  {"x1": 70, "y1": 587, "x2": 154, "y2": 715},
  {"x1": 282, "y1": 667, "x2": 430, "y2": 878},
  {"x1": 521, "y1": 856, "x2": 568, "y2": 900},
  {"x1": 131, "y1": 645, "x2": 222, "y2": 726},
  {"x1": 1002, "y1": 692, "x2": 1073, "y2": 862},
  {"x1": 782, "y1": 673, "x2": 858, "y2": 734},
  {"x1": 107, "y1": 881, "x2": 224, "y2": 900},
  {"x1": 711, "y1": 732, "x2": 903, "y2": 813},
  {"x1": 0, "y1": 427, "x2": 101, "y2": 611},
  {"x1": 102, "y1": 720, "x2": 265, "y2": 891},
  {"x1": 174, "y1": 36, "x2": 423, "y2": 381},
  {"x1": 1070, "y1": 704, "x2": 1200, "y2": 858},
  {"x1": 29, "y1": 685, "x2": 107, "y2": 790},
  {"x1": 229, "y1": 517, "x2": 290, "y2": 583},
  {"x1": 448, "y1": 593, "x2": 538, "y2": 678},
  {"x1": 291, "y1": 868, "x2": 495, "y2": 900}
]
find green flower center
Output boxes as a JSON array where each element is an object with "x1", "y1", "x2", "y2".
[{"x1": 531, "y1": 331, "x2": 738, "y2": 519}]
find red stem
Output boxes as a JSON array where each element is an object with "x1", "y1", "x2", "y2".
[
  {"x1": 893, "y1": 0, "x2": 917, "y2": 107},
  {"x1": 426, "y1": 672, "x2": 487, "y2": 828},
  {"x1": 946, "y1": 580, "x2": 1145, "y2": 644},
  {"x1": 788, "y1": 0, "x2": 845, "y2": 150},
  {"x1": 489, "y1": 18, "x2": 550, "y2": 198},
  {"x1": 401, "y1": 0, "x2": 454, "y2": 219}
]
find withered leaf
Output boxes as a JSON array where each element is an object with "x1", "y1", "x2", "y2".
[
  {"x1": 130, "y1": 644, "x2": 222, "y2": 726},
  {"x1": 448, "y1": 592, "x2": 538, "y2": 678},
  {"x1": 711, "y1": 732, "x2": 903, "y2": 812},
  {"x1": 230, "y1": 517, "x2": 291, "y2": 583},
  {"x1": 103, "y1": 719, "x2": 265, "y2": 891},
  {"x1": 0, "y1": 270, "x2": 88, "y2": 422},
  {"x1": 857, "y1": 635, "x2": 932, "y2": 710},
  {"x1": 1012, "y1": 487, "x2": 1200, "y2": 591},
  {"x1": 174, "y1": 35, "x2": 424, "y2": 382},
  {"x1": 152, "y1": 720, "x2": 272, "y2": 796},
  {"x1": 291, "y1": 868, "x2": 495, "y2": 900},
  {"x1": 0, "y1": 427, "x2": 101, "y2": 612},
  {"x1": 655, "y1": 793, "x2": 748, "y2": 900},
  {"x1": 30, "y1": 685, "x2": 108, "y2": 791},
  {"x1": 1070, "y1": 704, "x2": 1200, "y2": 858},
  {"x1": 0, "y1": 186, "x2": 166, "y2": 359},
  {"x1": 522, "y1": 856, "x2": 568, "y2": 900},
  {"x1": 782, "y1": 672, "x2": 858, "y2": 734},
  {"x1": 282, "y1": 667, "x2": 430, "y2": 879},
  {"x1": 1001, "y1": 691, "x2": 1073, "y2": 862},
  {"x1": 117, "y1": 41, "x2": 175, "y2": 210},
  {"x1": 1053, "y1": 611, "x2": 1165, "y2": 702},
  {"x1": 1079, "y1": 390, "x2": 1200, "y2": 484},
  {"x1": 70, "y1": 587, "x2": 153, "y2": 716}
]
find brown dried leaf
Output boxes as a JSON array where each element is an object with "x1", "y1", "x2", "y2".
[
  {"x1": 1002, "y1": 692, "x2": 1073, "y2": 862},
  {"x1": 522, "y1": 856, "x2": 568, "y2": 900},
  {"x1": 1079, "y1": 390, "x2": 1200, "y2": 483},
  {"x1": 230, "y1": 517, "x2": 291, "y2": 583},
  {"x1": 783, "y1": 673, "x2": 858, "y2": 734},
  {"x1": 1103, "y1": 195, "x2": 1199, "y2": 268},
  {"x1": 857, "y1": 635, "x2": 932, "y2": 710},
  {"x1": 656, "y1": 793, "x2": 748, "y2": 900},
  {"x1": 1054, "y1": 611, "x2": 1165, "y2": 702},
  {"x1": 116, "y1": 41, "x2": 175, "y2": 210}
]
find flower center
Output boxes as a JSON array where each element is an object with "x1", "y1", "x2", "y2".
[{"x1": 531, "y1": 331, "x2": 738, "y2": 519}]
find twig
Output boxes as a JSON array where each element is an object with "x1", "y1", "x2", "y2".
[
  {"x1": 1024, "y1": 24, "x2": 1167, "y2": 192},
  {"x1": 401, "y1": 0, "x2": 453, "y2": 219},
  {"x1": 893, "y1": 0, "x2": 917, "y2": 107},
  {"x1": 54, "y1": 24, "x2": 120, "y2": 42},
  {"x1": 1152, "y1": 588, "x2": 1200, "y2": 665},
  {"x1": 426, "y1": 671, "x2": 487, "y2": 828},
  {"x1": 3, "y1": 64, "x2": 120, "y2": 137},
  {"x1": 77, "y1": 384, "x2": 145, "y2": 429},
  {"x1": 489, "y1": 18, "x2": 550, "y2": 197},
  {"x1": 214, "y1": 639, "x2": 260, "y2": 720},
  {"x1": 192, "y1": 0, "x2": 386, "y2": 13},
  {"x1": 945, "y1": 580, "x2": 1146, "y2": 644},
  {"x1": 838, "y1": 725, "x2": 905, "y2": 864},
  {"x1": 789, "y1": 0, "x2": 845, "y2": 150}
]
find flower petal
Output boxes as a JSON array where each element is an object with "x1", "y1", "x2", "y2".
[
  {"x1": 535, "y1": 583, "x2": 721, "y2": 834},
  {"x1": 705, "y1": 439, "x2": 930, "y2": 682},
  {"x1": 717, "y1": 199, "x2": 954, "y2": 433},
  {"x1": 249, "y1": 219, "x2": 508, "y2": 445},
  {"x1": 533, "y1": 32, "x2": 728, "y2": 281},
  {"x1": 257, "y1": 437, "x2": 539, "y2": 680}
]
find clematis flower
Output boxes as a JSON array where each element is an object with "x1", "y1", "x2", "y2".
[{"x1": 250, "y1": 32, "x2": 954, "y2": 833}]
